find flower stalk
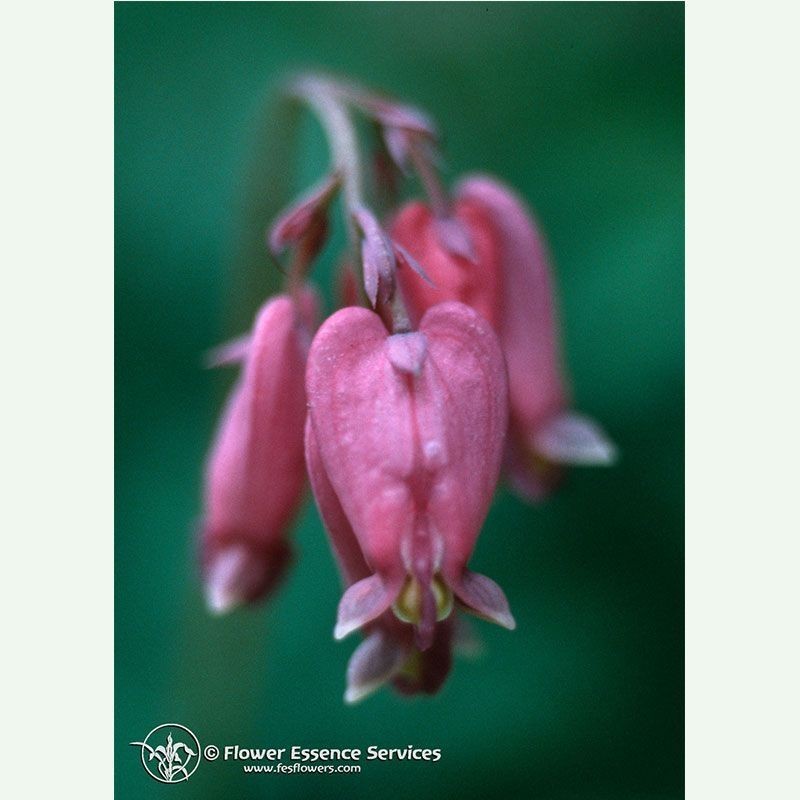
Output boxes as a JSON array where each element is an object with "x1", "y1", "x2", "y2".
[{"x1": 197, "y1": 72, "x2": 616, "y2": 703}]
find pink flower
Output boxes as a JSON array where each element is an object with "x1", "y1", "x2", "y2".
[
  {"x1": 389, "y1": 199, "x2": 501, "y2": 328},
  {"x1": 200, "y1": 287, "x2": 318, "y2": 613},
  {"x1": 305, "y1": 419, "x2": 453, "y2": 703},
  {"x1": 305, "y1": 300, "x2": 514, "y2": 698},
  {"x1": 391, "y1": 175, "x2": 616, "y2": 501}
]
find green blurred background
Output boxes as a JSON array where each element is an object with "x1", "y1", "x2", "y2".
[{"x1": 115, "y1": 3, "x2": 683, "y2": 798}]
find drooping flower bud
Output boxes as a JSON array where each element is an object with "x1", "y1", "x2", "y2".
[
  {"x1": 200, "y1": 287, "x2": 318, "y2": 614},
  {"x1": 268, "y1": 173, "x2": 340, "y2": 264},
  {"x1": 305, "y1": 300, "x2": 514, "y2": 664},
  {"x1": 353, "y1": 207, "x2": 397, "y2": 308},
  {"x1": 334, "y1": 81, "x2": 438, "y2": 139},
  {"x1": 391, "y1": 176, "x2": 616, "y2": 501}
]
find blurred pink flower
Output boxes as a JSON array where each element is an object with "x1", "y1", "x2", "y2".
[
  {"x1": 200, "y1": 287, "x2": 318, "y2": 613},
  {"x1": 392, "y1": 176, "x2": 616, "y2": 501}
]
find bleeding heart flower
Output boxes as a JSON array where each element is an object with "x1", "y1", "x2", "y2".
[
  {"x1": 391, "y1": 176, "x2": 616, "y2": 501},
  {"x1": 305, "y1": 300, "x2": 515, "y2": 664},
  {"x1": 200, "y1": 287, "x2": 318, "y2": 613}
]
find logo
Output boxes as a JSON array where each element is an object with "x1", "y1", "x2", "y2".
[{"x1": 130, "y1": 723, "x2": 201, "y2": 783}]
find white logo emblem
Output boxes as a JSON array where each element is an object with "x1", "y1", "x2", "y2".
[{"x1": 130, "y1": 723, "x2": 201, "y2": 783}]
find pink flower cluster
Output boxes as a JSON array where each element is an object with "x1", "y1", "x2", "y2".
[{"x1": 199, "y1": 75, "x2": 615, "y2": 703}]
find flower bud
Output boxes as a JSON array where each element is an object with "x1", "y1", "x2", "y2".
[
  {"x1": 268, "y1": 173, "x2": 340, "y2": 263},
  {"x1": 353, "y1": 206, "x2": 397, "y2": 308},
  {"x1": 200, "y1": 287, "x2": 318, "y2": 614}
]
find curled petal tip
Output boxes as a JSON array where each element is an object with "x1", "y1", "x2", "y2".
[
  {"x1": 454, "y1": 570, "x2": 516, "y2": 631},
  {"x1": 496, "y1": 610, "x2": 517, "y2": 631},
  {"x1": 204, "y1": 545, "x2": 252, "y2": 615},
  {"x1": 534, "y1": 412, "x2": 618, "y2": 467},
  {"x1": 342, "y1": 679, "x2": 385, "y2": 706},
  {"x1": 205, "y1": 584, "x2": 242, "y2": 616},
  {"x1": 333, "y1": 620, "x2": 357, "y2": 642},
  {"x1": 203, "y1": 540, "x2": 291, "y2": 614},
  {"x1": 344, "y1": 632, "x2": 408, "y2": 704},
  {"x1": 343, "y1": 686, "x2": 367, "y2": 705},
  {"x1": 434, "y1": 217, "x2": 477, "y2": 263},
  {"x1": 203, "y1": 334, "x2": 251, "y2": 369},
  {"x1": 334, "y1": 574, "x2": 397, "y2": 640}
]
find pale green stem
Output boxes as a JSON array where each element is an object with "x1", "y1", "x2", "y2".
[
  {"x1": 288, "y1": 73, "x2": 415, "y2": 333},
  {"x1": 288, "y1": 75, "x2": 366, "y2": 248}
]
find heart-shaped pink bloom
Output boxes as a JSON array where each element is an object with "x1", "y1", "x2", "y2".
[
  {"x1": 200, "y1": 287, "x2": 318, "y2": 613},
  {"x1": 306, "y1": 300, "x2": 514, "y2": 656},
  {"x1": 391, "y1": 176, "x2": 616, "y2": 501}
]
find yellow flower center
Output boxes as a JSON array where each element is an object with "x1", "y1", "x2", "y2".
[{"x1": 392, "y1": 574, "x2": 453, "y2": 624}]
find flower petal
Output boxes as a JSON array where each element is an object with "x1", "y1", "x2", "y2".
[
  {"x1": 456, "y1": 175, "x2": 568, "y2": 432},
  {"x1": 306, "y1": 306, "x2": 417, "y2": 578},
  {"x1": 304, "y1": 418, "x2": 371, "y2": 586},
  {"x1": 344, "y1": 630, "x2": 410, "y2": 704},
  {"x1": 204, "y1": 334, "x2": 250, "y2": 369},
  {"x1": 533, "y1": 411, "x2": 617, "y2": 466},
  {"x1": 335, "y1": 575, "x2": 398, "y2": 640},
  {"x1": 454, "y1": 570, "x2": 516, "y2": 630},
  {"x1": 417, "y1": 302, "x2": 509, "y2": 577}
]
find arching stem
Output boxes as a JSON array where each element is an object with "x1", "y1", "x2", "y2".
[{"x1": 288, "y1": 74, "x2": 366, "y2": 251}]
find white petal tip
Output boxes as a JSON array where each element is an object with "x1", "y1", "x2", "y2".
[
  {"x1": 566, "y1": 439, "x2": 617, "y2": 466},
  {"x1": 343, "y1": 688, "x2": 359, "y2": 705},
  {"x1": 333, "y1": 621, "x2": 357, "y2": 641},
  {"x1": 498, "y1": 613, "x2": 517, "y2": 631},
  {"x1": 204, "y1": 585, "x2": 241, "y2": 616},
  {"x1": 456, "y1": 571, "x2": 516, "y2": 632},
  {"x1": 204, "y1": 544, "x2": 251, "y2": 615},
  {"x1": 596, "y1": 443, "x2": 618, "y2": 466},
  {"x1": 343, "y1": 684, "x2": 378, "y2": 705},
  {"x1": 534, "y1": 412, "x2": 618, "y2": 467},
  {"x1": 333, "y1": 575, "x2": 395, "y2": 641},
  {"x1": 477, "y1": 607, "x2": 517, "y2": 630}
]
